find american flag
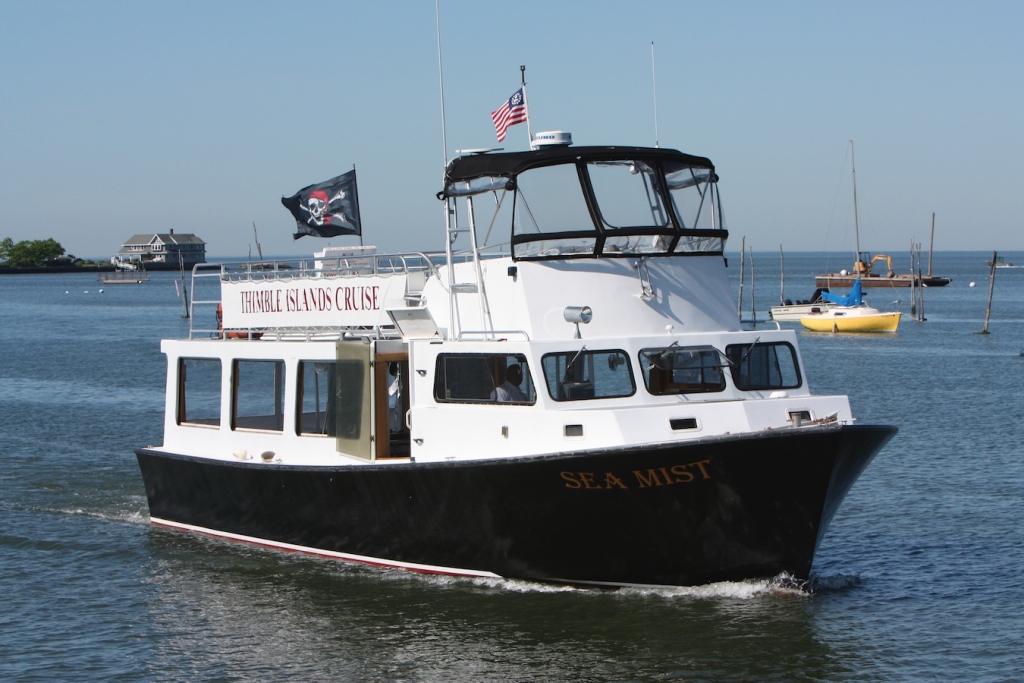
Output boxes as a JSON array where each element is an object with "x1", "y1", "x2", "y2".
[{"x1": 491, "y1": 88, "x2": 527, "y2": 142}]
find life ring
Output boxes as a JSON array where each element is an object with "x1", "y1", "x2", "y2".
[{"x1": 215, "y1": 303, "x2": 261, "y2": 339}]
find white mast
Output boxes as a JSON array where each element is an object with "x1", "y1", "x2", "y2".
[
  {"x1": 651, "y1": 42, "x2": 660, "y2": 148},
  {"x1": 849, "y1": 140, "x2": 862, "y2": 277},
  {"x1": 435, "y1": 0, "x2": 458, "y2": 339},
  {"x1": 435, "y1": 0, "x2": 449, "y2": 170}
]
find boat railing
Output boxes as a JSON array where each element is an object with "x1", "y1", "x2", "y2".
[
  {"x1": 882, "y1": 300, "x2": 903, "y2": 314},
  {"x1": 187, "y1": 252, "x2": 447, "y2": 340}
]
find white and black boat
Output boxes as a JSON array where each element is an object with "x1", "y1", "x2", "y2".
[
  {"x1": 135, "y1": 140, "x2": 896, "y2": 588},
  {"x1": 769, "y1": 287, "x2": 831, "y2": 321}
]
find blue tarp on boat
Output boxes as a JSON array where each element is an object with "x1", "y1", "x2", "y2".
[{"x1": 821, "y1": 279, "x2": 863, "y2": 306}]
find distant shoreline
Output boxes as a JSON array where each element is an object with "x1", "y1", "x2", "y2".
[{"x1": 0, "y1": 263, "x2": 195, "y2": 275}]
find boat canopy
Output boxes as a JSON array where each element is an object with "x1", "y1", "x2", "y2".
[
  {"x1": 440, "y1": 146, "x2": 727, "y2": 261},
  {"x1": 821, "y1": 279, "x2": 863, "y2": 307}
]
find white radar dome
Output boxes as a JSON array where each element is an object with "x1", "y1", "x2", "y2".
[{"x1": 531, "y1": 131, "x2": 573, "y2": 150}]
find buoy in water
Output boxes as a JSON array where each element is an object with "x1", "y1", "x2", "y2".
[{"x1": 970, "y1": 282, "x2": 976, "y2": 287}]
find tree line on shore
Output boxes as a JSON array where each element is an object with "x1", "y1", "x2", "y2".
[{"x1": 0, "y1": 237, "x2": 105, "y2": 268}]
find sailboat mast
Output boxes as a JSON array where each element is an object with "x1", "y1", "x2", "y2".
[
  {"x1": 849, "y1": 140, "x2": 861, "y2": 275},
  {"x1": 928, "y1": 212, "x2": 936, "y2": 277}
]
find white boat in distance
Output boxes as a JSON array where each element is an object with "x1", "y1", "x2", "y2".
[
  {"x1": 769, "y1": 287, "x2": 831, "y2": 321},
  {"x1": 135, "y1": 140, "x2": 896, "y2": 588}
]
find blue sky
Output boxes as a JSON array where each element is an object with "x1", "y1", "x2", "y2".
[{"x1": 2, "y1": 0, "x2": 1021, "y2": 260}]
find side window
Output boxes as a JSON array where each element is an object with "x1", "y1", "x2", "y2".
[
  {"x1": 433, "y1": 354, "x2": 535, "y2": 404},
  {"x1": 233, "y1": 360, "x2": 285, "y2": 431},
  {"x1": 297, "y1": 361, "x2": 336, "y2": 436},
  {"x1": 640, "y1": 346, "x2": 725, "y2": 395},
  {"x1": 726, "y1": 342, "x2": 801, "y2": 390},
  {"x1": 541, "y1": 349, "x2": 634, "y2": 401},
  {"x1": 178, "y1": 358, "x2": 222, "y2": 426}
]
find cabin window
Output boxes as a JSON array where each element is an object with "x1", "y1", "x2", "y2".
[
  {"x1": 639, "y1": 346, "x2": 726, "y2": 395},
  {"x1": 541, "y1": 350, "x2": 635, "y2": 401},
  {"x1": 512, "y1": 164, "x2": 596, "y2": 259},
  {"x1": 297, "y1": 361, "x2": 336, "y2": 436},
  {"x1": 433, "y1": 354, "x2": 536, "y2": 404},
  {"x1": 178, "y1": 358, "x2": 222, "y2": 426},
  {"x1": 232, "y1": 360, "x2": 285, "y2": 432},
  {"x1": 726, "y1": 342, "x2": 802, "y2": 390}
]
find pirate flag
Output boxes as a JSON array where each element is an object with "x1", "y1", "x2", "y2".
[{"x1": 282, "y1": 169, "x2": 362, "y2": 239}]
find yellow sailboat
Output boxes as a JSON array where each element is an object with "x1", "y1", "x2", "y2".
[
  {"x1": 800, "y1": 274, "x2": 901, "y2": 332},
  {"x1": 802, "y1": 141, "x2": 901, "y2": 333},
  {"x1": 801, "y1": 308, "x2": 901, "y2": 332}
]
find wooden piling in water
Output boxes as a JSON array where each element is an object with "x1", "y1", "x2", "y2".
[
  {"x1": 748, "y1": 245, "x2": 756, "y2": 323},
  {"x1": 978, "y1": 250, "x2": 997, "y2": 334},
  {"x1": 913, "y1": 241, "x2": 921, "y2": 319}
]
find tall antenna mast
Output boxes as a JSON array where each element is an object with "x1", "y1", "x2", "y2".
[
  {"x1": 651, "y1": 42, "x2": 660, "y2": 148},
  {"x1": 435, "y1": 0, "x2": 448, "y2": 170}
]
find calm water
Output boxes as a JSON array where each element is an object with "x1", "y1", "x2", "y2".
[{"x1": 1, "y1": 252, "x2": 1022, "y2": 682}]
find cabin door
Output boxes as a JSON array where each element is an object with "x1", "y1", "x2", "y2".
[
  {"x1": 334, "y1": 340, "x2": 373, "y2": 460},
  {"x1": 374, "y1": 351, "x2": 410, "y2": 458}
]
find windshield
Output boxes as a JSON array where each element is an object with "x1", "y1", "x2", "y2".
[{"x1": 510, "y1": 157, "x2": 724, "y2": 260}]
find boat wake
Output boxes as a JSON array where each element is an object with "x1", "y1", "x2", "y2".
[
  {"x1": 43, "y1": 502, "x2": 150, "y2": 527},
  {"x1": 398, "y1": 570, "x2": 815, "y2": 600},
  {"x1": 620, "y1": 573, "x2": 811, "y2": 600}
]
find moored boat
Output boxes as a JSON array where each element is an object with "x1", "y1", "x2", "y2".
[
  {"x1": 99, "y1": 269, "x2": 149, "y2": 284},
  {"x1": 100, "y1": 259, "x2": 149, "y2": 284},
  {"x1": 135, "y1": 140, "x2": 897, "y2": 587},
  {"x1": 800, "y1": 306, "x2": 902, "y2": 332},
  {"x1": 769, "y1": 287, "x2": 831, "y2": 321},
  {"x1": 799, "y1": 280, "x2": 901, "y2": 333},
  {"x1": 814, "y1": 260, "x2": 951, "y2": 289}
]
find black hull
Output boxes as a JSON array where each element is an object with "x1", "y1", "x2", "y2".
[{"x1": 135, "y1": 424, "x2": 895, "y2": 587}]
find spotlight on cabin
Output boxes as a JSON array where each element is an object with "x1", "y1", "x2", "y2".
[{"x1": 564, "y1": 306, "x2": 592, "y2": 339}]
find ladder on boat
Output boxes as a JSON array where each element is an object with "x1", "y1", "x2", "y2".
[{"x1": 443, "y1": 193, "x2": 495, "y2": 340}]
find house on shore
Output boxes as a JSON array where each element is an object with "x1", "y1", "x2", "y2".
[{"x1": 113, "y1": 230, "x2": 206, "y2": 268}]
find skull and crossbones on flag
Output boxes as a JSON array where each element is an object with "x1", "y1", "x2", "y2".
[{"x1": 282, "y1": 169, "x2": 362, "y2": 239}]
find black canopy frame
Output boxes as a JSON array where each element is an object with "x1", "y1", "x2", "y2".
[{"x1": 439, "y1": 146, "x2": 727, "y2": 261}]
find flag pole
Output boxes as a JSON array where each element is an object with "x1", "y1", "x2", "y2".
[
  {"x1": 352, "y1": 163, "x2": 363, "y2": 246},
  {"x1": 520, "y1": 65, "x2": 533, "y2": 147}
]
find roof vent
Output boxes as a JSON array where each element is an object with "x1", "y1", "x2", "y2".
[{"x1": 530, "y1": 131, "x2": 573, "y2": 150}]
